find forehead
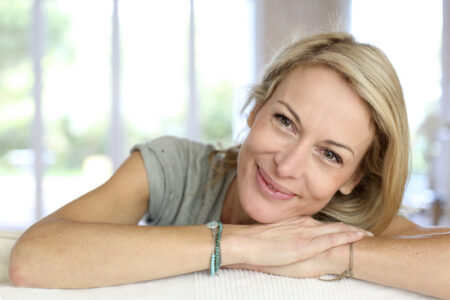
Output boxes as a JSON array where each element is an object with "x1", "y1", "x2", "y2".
[{"x1": 269, "y1": 66, "x2": 374, "y2": 157}]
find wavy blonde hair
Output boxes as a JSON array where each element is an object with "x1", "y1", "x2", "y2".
[{"x1": 210, "y1": 32, "x2": 410, "y2": 235}]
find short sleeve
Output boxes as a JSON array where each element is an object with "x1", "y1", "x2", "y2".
[{"x1": 130, "y1": 135, "x2": 221, "y2": 225}]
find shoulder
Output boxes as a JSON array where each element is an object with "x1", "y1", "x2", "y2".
[
  {"x1": 379, "y1": 215, "x2": 421, "y2": 236},
  {"x1": 131, "y1": 135, "x2": 218, "y2": 185},
  {"x1": 380, "y1": 215, "x2": 450, "y2": 236},
  {"x1": 133, "y1": 135, "x2": 215, "y2": 156}
]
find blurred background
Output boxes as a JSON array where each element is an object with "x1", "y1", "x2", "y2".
[{"x1": 0, "y1": 0, "x2": 449, "y2": 230}]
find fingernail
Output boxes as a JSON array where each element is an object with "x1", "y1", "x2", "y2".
[{"x1": 366, "y1": 231, "x2": 374, "y2": 237}]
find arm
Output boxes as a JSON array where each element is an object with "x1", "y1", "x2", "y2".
[
  {"x1": 349, "y1": 216, "x2": 450, "y2": 299},
  {"x1": 9, "y1": 152, "x2": 216, "y2": 288},
  {"x1": 236, "y1": 216, "x2": 450, "y2": 299},
  {"x1": 9, "y1": 151, "x2": 370, "y2": 289}
]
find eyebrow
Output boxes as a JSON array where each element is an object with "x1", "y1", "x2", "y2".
[
  {"x1": 277, "y1": 100, "x2": 355, "y2": 156},
  {"x1": 324, "y1": 140, "x2": 355, "y2": 156},
  {"x1": 277, "y1": 100, "x2": 301, "y2": 125}
]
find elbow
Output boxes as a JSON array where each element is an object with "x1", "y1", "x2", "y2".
[
  {"x1": 8, "y1": 245, "x2": 34, "y2": 287},
  {"x1": 8, "y1": 220, "x2": 71, "y2": 288},
  {"x1": 9, "y1": 263, "x2": 29, "y2": 287},
  {"x1": 8, "y1": 240, "x2": 47, "y2": 288}
]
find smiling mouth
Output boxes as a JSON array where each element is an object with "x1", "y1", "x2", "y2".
[{"x1": 256, "y1": 167, "x2": 296, "y2": 200}]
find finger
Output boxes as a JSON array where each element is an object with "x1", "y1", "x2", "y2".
[
  {"x1": 277, "y1": 216, "x2": 322, "y2": 227},
  {"x1": 296, "y1": 216, "x2": 322, "y2": 226},
  {"x1": 223, "y1": 264, "x2": 246, "y2": 269},
  {"x1": 306, "y1": 231, "x2": 365, "y2": 255},
  {"x1": 276, "y1": 215, "x2": 308, "y2": 224},
  {"x1": 223, "y1": 264, "x2": 260, "y2": 272},
  {"x1": 314, "y1": 222, "x2": 372, "y2": 237}
]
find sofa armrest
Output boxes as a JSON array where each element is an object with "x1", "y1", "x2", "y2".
[{"x1": 0, "y1": 231, "x2": 22, "y2": 283}]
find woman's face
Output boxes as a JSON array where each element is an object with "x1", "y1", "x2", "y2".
[{"x1": 236, "y1": 66, "x2": 375, "y2": 223}]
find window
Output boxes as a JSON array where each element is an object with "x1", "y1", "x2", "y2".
[
  {"x1": 0, "y1": 0, "x2": 253, "y2": 230},
  {"x1": 0, "y1": 1, "x2": 35, "y2": 228},
  {"x1": 42, "y1": 0, "x2": 112, "y2": 217},
  {"x1": 351, "y1": 0, "x2": 444, "y2": 224}
]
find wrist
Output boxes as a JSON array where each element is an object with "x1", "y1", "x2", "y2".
[
  {"x1": 325, "y1": 243, "x2": 350, "y2": 275},
  {"x1": 221, "y1": 224, "x2": 248, "y2": 265}
]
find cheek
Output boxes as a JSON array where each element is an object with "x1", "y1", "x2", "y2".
[
  {"x1": 243, "y1": 118, "x2": 285, "y2": 156},
  {"x1": 246, "y1": 121, "x2": 274, "y2": 149},
  {"x1": 304, "y1": 169, "x2": 349, "y2": 205},
  {"x1": 237, "y1": 125, "x2": 271, "y2": 166}
]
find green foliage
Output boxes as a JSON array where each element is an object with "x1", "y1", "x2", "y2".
[
  {"x1": 43, "y1": 1, "x2": 74, "y2": 64},
  {"x1": 0, "y1": 1, "x2": 74, "y2": 173},
  {"x1": 0, "y1": 0, "x2": 71, "y2": 74},
  {"x1": 0, "y1": 66, "x2": 33, "y2": 104},
  {"x1": 0, "y1": 1, "x2": 31, "y2": 71},
  {"x1": 0, "y1": 118, "x2": 32, "y2": 155},
  {"x1": 0, "y1": 116, "x2": 32, "y2": 173},
  {"x1": 46, "y1": 116, "x2": 109, "y2": 170},
  {"x1": 0, "y1": 1, "x2": 236, "y2": 175},
  {"x1": 0, "y1": 0, "x2": 72, "y2": 107},
  {"x1": 199, "y1": 80, "x2": 233, "y2": 146},
  {"x1": 411, "y1": 137, "x2": 428, "y2": 174}
]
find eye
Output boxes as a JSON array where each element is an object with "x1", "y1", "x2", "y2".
[
  {"x1": 322, "y1": 149, "x2": 343, "y2": 164},
  {"x1": 273, "y1": 112, "x2": 295, "y2": 132}
]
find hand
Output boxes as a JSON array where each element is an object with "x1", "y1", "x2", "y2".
[
  {"x1": 223, "y1": 216, "x2": 371, "y2": 268},
  {"x1": 225, "y1": 242, "x2": 349, "y2": 278}
]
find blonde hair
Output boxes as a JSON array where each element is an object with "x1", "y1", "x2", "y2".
[{"x1": 211, "y1": 32, "x2": 410, "y2": 235}]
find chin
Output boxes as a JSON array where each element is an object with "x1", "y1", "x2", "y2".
[
  {"x1": 242, "y1": 200, "x2": 288, "y2": 224},
  {"x1": 254, "y1": 215, "x2": 284, "y2": 224}
]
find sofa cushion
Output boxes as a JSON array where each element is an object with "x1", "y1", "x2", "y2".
[{"x1": 0, "y1": 231, "x2": 22, "y2": 283}]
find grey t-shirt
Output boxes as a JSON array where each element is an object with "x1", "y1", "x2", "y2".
[{"x1": 131, "y1": 136, "x2": 237, "y2": 226}]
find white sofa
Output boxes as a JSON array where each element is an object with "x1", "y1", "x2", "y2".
[{"x1": 0, "y1": 231, "x2": 436, "y2": 300}]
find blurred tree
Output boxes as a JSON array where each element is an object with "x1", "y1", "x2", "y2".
[
  {"x1": 199, "y1": 79, "x2": 233, "y2": 146},
  {"x1": 0, "y1": 0, "x2": 71, "y2": 172},
  {"x1": 0, "y1": 1, "x2": 30, "y2": 72},
  {"x1": 0, "y1": 0, "x2": 71, "y2": 104},
  {"x1": 47, "y1": 116, "x2": 108, "y2": 170}
]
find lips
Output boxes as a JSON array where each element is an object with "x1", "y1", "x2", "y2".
[{"x1": 256, "y1": 167, "x2": 296, "y2": 200}]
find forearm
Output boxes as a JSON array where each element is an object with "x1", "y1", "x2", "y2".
[
  {"x1": 9, "y1": 219, "x2": 238, "y2": 289},
  {"x1": 349, "y1": 232, "x2": 450, "y2": 299},
  {"x1": 9, "y1": 216, "x2": 372, "y2": 289}
]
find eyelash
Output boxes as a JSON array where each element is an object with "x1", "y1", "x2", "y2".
[
  {"x1": 321, "y1": 149, "x2": 343, "y2": 164},
  {"x1": 273, "y1": 112, "x2": 295, "y2": 132},
  {"x1": 272, "y1": 112, "x2": 343, "y2": 165}
]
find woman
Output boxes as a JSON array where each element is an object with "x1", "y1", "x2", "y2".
[{"x1": 9, "y1": 32, "x2": 450, "y2": 298}]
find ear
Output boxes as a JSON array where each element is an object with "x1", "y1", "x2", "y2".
[
  {"x1": 339, "y1": 171, "x2": 363, "y2": 195},
  {"x1": 246, "y1": 104, "x2": 262, "y2": 128}
]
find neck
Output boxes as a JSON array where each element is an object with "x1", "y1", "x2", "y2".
[{"x1": 221, "y1": 177, "x2": 255, "y2": 225}]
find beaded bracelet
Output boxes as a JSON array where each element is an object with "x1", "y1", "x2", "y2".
[{"x1": 206, "y1": 220, "x2": 223, "y2": 276}]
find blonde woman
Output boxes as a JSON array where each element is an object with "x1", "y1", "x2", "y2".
[{"x1": 9, "y1": 32, "x2": 450, "y2": 299}]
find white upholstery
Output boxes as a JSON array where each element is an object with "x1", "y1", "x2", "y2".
[
  {"x1": 0, "y1": 231, "x2": 436, "y2": 299},
  {"x1": 0, "y1": 231, "x2": 21, "y2": 283}
]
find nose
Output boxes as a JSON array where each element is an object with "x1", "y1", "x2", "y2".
[{"x1": 274, "y1": 140, "x2": 309, "y2": 179}]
